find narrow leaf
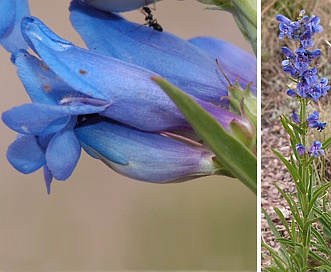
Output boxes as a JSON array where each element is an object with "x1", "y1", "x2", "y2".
[{"x1": 153, "y1": 77, "x2": 256, "y2": 193}]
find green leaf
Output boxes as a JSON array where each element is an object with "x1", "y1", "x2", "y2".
[
  {"x1": 272, "y1": 149, "x2": 300, "y2": 182},
  {"x1": 274, "y1": 207, "x2": 293, "y2": 241},
  {"x1": 307, "y1": 182, "x2": 331, "y2": 216},
  {"x1": 311, "y1": 227, "x2": 331, "y2": 255},
  {"x1": 153, "y1": 77, "x2": 256, "y2": 193}
]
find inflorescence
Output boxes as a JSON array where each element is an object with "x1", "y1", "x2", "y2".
[{"x1": 276, "y1": 10, "x2": 329, "y2": 158}]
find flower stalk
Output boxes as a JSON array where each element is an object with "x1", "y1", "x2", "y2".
[{"x1": 263, "y1": 9, "x2": 331, "y2": 270}]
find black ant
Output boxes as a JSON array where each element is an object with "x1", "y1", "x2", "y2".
[{"x1": 140, "y1": 2, "x2": 163, "y2": 32}]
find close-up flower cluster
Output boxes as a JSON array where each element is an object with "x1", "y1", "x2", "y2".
[
  {"x1": 277, "y1": 10, "x2": 329, "y2": 157},
  {"x1": 0, "y1": 0, "x2": 257, "y2": 194},
  {"x1": 1, "y1": 0, "x2": 258, "y2": 270}
]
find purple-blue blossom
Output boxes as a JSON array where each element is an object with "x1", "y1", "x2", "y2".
[
  {"x1": 308, "y1": 141, "x2": 325, "y2": 158},
  {"x1": 296, "y1": 144, "x2": 306, "y2": 156},
  {"x1": 0, "y1": 0, "x2": 256, "y2": 193},
  {"x1": 306, "y1": 111, "x2": 326, "y2": 132},
  {"x1": 291, "y1": 112, "x2": 300, "y2": 124}
]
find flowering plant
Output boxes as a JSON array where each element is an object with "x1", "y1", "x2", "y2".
[
  {"x1": 262, "y1": 10, "x2": 331, "y2": 270},
  {"x1": 0, "y1": 0, "x2": 256, "y2": 194}
]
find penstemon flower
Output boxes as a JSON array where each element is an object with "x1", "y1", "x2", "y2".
[
  {"x1": 0, "y1": 0, "x2": 257, "y2": 193},
  {"x1": 263, "y1": 9, "x2": 331, "y2": 270}
]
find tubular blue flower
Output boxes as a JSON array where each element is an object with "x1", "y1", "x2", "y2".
[
  {"x1": 281, "y1": 46, "x2": 295, "y2": 59},
  {"x1": 276, "y1": 14, "x2": 295, "y2": 39},
  {"x1": 302, "y1": 68, "x2": 318, "y2": 85},
  {"x1": 305, "y1": 49, "x2": 321, "y2": 60},
  {"x1": 69, "y1": 0, "x2": 257, "y2": 101},
  {"x1": 75, "y1": 117, "x2": 217, "y2": 182},
  {"x1": 318, "y1": 78, "x2": 330, "y2": 96},
  {"x1": 297, "y1": 81, "x2": 308, "y2": 98},
  {"x1": 1, "y1": 13, "x2": 253, "y2": 192},
  {"x1": 306, "y1": 111, "x2": 326, "y2": 132},
  {"x1": 78, "y1": 0, "x2": 159, "y2": 12},
  {"x1": 291, "y1": 112, "x2": 300, "y2": 124},
  {"x1": 282, "y1": 59, "x2": 297, "y2": 77},
  {"x1": 18, "y1": 16, "x2": 247, "y2": 133},
  {"x1": 2, "y1": 50, "x2": 111, "y2": 193},
  {"x1": 295, "y1": 50, "x2": 309, "y2": 74},
  {"x1": 187, "y1": 36, "x2": 257, "y2": 93},
  {"x1": 296, "y1": 143, "x2": 306, "y2": 156},
  {"x1": 286, "y1": 89, "x2": 297, "y2": 97},
  {"x1": 300, "y1": 30, "x2": 314, "y2": 48},
  {"x1": 304, "y1": 15, "x2": 323, "y2": 34},
  {"x1": 308, "y1": 141, "x2": 325, "y2": 158},
  {"x1": 0, "y1": 0, "x2": 29, "y2": 52},
  {"x1": 306, "y1": 85, "x2": 323, "y2": 102}
]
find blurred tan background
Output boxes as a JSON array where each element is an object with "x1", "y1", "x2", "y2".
[{"x1": 0, "y1": 0, "x2": 256, "y2": 271}]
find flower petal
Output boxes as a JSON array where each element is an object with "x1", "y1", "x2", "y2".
[
  {"x1": 0, "y1": 0, "x2": 29, "y2": 52},
  {"x1": 188, "y1": 36, "x2": 257, "y2": 95},
  {"x1": 69, "y1": 0, "x2": 229, "y2": 103},
  {"x1": 76, "y1": 119, "x2": 216, "y2": 183},
  {"x1": 79, "y1": 0, "x2": 158, "y2": 12},
  {"x1": 6, "y1": 134, "x2": 46, "y2": 174},
  {"x1": 2, "y1": 103, "x2": 108, "y2": 135},
  {"x1": 46, "y1": 128, "x2": 81, "y2": 180},
  {"x1": 12, "y1": 49, "x2": 82, "y2": 104},
  {"x1": 21, "y1": 16, "x2": 193, "y2": 131}
]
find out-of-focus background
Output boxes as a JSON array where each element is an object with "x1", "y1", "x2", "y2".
[{"x1": 0, "y1": 0, "x2": 256, "y2": 270}]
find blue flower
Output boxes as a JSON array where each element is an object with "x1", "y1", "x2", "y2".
[
  {"x1": 276, "y1": 14, "x2": 297, "y2": 39},
  {"x1": 296, "y1": 143, "x2": 306, "y2": 156},
  {"x1": 295, "y1": 50, "x2": 309, "y2": 74},
  {"x1": 300, "y1": 30, "x2": 314, "y2": 48},
  {"x1": 304, "y1": 15, "x2": 323, "y2": 34},
  {"x1": 19, "y1": 16, "x2": 247, "y2": 132},
  {"x1": 308, "y1": 141, "x2": 325, "y2": 158},
  {"x1": 306, "y1": 111, "x2": 326, "y2": 132},
  {"x1": 2, "y1": 50, "x2": 111, "y2": 193},
  {"x1": 317, "y1": 78, "x2": 330, "y2": 96},
  {"x1": 302, "y1": 68, "x2": 318, "y2": 85},
  {"x1": 287, "y1": 89, "x2": 297, "y2": 98},
  {"x1": 1, "y1": 6, "x2": 255, "y2": 192},
  {"x1": 291, "y1": 112, "x2": 300, "y2": 124},
  {"x1": 69, "y1": 0, "x2": 257, "y2": 100},
  {"x1": 0, "y1": 0, "x2": 29, "y2": 52},
  {"x1": 75, "y1": 117, "x2": 217, "y2": 182},
  {"x1": 79, "y1": 0, "x2": 157, "y2": 12}
]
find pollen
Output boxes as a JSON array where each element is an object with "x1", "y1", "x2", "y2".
[{"x1": 79, "y1": 69, "x2": 87, "y2": 75}]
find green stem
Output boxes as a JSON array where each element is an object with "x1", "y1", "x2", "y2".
[{"x1": 298, "y1": 98, "x2": 311, "y2": 271}]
